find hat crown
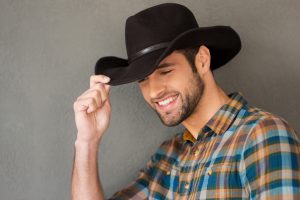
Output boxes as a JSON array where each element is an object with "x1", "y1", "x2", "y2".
[{"x1": 125, "y1": 3, "x2": 198, "y2": 60}]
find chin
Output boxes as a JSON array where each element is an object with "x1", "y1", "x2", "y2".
[
  {"x1": 162, "y1": 121, "x2": 181, "y2": 127},
  {"x1": 159, "y1": 114, "x2": 183, "y2": 127}
]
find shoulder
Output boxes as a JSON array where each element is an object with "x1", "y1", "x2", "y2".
[
  {"x1": 239, "y1": 106, "x2": 300, "y2": 161},
  {"x1": 236, "y1": 104, "x2": 299, "y2": 142},
  {"x1": 248, "y1": 107, "x2": 298, "y2": 142}
]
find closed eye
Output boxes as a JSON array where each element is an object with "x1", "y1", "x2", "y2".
[{"x1": 160, "y1": 70, "x2": 172, "y2": 75}]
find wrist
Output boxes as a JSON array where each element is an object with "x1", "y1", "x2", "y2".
[
  {"x1": 74, "y1": 139, "x2": 100, "y2": 165},
  {"x1": 75, "y1": 132, "x2": 103, "y2": 147},
  {"x1": 75, "y1": 139, "x2": 100, "y2": 150}
]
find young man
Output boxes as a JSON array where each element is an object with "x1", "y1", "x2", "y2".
[{"x1": 72, "y1": 3, "x2": 300, "y2": 199}]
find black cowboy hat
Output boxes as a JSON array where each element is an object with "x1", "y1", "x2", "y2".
[{"x1": 95, "y1": 3, "x2": 241, "y2": 85}]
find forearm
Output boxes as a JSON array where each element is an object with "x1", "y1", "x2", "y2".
[{"x1": 71, "y1": 139, "x2": 105, "y2": 200}]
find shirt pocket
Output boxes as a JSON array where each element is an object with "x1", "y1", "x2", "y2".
[
  {"x1": 210, "y1": 162, "x2": 235, "y2": 173},
  {"x1": 206, "y1": 162, "x2": 242, "y2": 190}
]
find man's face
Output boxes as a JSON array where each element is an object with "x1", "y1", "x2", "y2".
[{"x1": 138, "y1": 51, "x2": 204, "y2": 126}]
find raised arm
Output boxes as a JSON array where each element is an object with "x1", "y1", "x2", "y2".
[{"x1": 71, "y1": 75, "x2": 111, "y2": 200}]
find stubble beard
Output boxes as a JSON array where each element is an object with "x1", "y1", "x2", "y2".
[{"x1": 155, "y1": 73, "x2": 204, "y2": 127}]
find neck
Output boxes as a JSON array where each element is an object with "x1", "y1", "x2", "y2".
[{"x1": 182, "y1": 78, "x2": 230, "y2": 139}]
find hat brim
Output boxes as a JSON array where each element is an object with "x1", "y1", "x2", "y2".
[{"x1": 95, "y1": 26, "x2": 241, "y2": 86}]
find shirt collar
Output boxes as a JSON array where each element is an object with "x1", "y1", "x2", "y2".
[{"x1": 183, "y1": 92, "x2": 248, "y2": 143}]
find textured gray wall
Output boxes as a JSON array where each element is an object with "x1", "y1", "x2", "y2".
[{"x1": 0, "y1": 0, "x2": 299, "y2": 199}]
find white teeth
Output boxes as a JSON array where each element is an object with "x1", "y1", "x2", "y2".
[{"x1": 158, "y1": 96, "x2": 176, "y2": 106}]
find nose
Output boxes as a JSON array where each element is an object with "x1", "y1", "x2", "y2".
[{"x1": 148, "y1": 78, "x2": 166, "y2": 100}]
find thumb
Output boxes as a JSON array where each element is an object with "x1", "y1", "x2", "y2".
[{"x1": 104, "y1": 84, "x2": 111, "y2": 94}]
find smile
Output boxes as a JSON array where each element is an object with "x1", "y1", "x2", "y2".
[{"x1": 156, "y1": 95, "x2": 178, "y2": 108}]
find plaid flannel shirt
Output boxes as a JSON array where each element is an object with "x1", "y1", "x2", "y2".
[{"x1": 110, "y1": 92, "x2": 300, "y2": 199}]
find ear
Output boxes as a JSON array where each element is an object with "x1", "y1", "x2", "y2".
[{"x1": 195, "y1": 45, "x2": 211, "y2": 76}]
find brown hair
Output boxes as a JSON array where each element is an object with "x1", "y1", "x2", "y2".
[
  {"x1": 177, "y1": 46, "x2": 200, "y2": 73},
  {"x1": 177, "y1": 46, "x2": 214, "y2": 75}
]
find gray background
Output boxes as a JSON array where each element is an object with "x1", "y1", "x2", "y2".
[{"x1": 0, "y1": 0, "x2": 299, "y2": 199}]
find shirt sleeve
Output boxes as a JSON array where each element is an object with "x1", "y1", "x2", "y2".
[
  {"x1": 109, "y1": 160, "x2": 152, "y2": 200},
  {"x1": 108, "y1": 158, "x2": 153, "y2": 200},
  {"x1": 240, "y1": 116, "x2": 300, "y2": 199}
]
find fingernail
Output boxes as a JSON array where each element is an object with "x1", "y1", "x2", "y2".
[{"x1": 104, "y1": 76, "x2": 110, "y2": 82}]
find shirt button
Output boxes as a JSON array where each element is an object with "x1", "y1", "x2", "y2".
[
  {"x1": 208, "y1": 169, "x2": 213, "y2": 175},
  {"x1": 192, "y1": 149, "x2": 200, "y2": 156},
  {"x1": 184, "y1": 183, "x2": 189, "y2": 190}
]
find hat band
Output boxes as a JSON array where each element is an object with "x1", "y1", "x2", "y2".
[{"x1": 128, "y1": 42, "x2": 169, "y2": 63}]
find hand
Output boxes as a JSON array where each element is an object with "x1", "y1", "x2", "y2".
[{"x1": 73, "y1": 75, "x2": 111, "y2": 144}]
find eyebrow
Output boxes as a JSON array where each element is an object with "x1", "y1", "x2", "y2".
[{"x1": 157, "y1": 62, "x2": 174, "y2": 69}]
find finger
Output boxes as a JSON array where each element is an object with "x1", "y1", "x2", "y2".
[
  {"x1": 91, "y1": 83, "x2": 109, "y2": 103},
  {"x1": 79, "y1": 82, "x2": 107, "y2": 99},
  {"x1": 104, "y1": 84, "x2": 111, "y2": 94},
  {"x1": 73, "y1": 98, "x2": 89, "y2": 113},
  {"x1": 77, "y1": 89, "x2": 102, "y2": 108},
  {"x1": 73, "y1": 100, "x2": 87, "y2": 113},
  {"x1": 90, "y1": 75, "x2": 110, "y2": 88},
  {"x1": 74, "y1": 97, "x2": 97, "y2": 113}
]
